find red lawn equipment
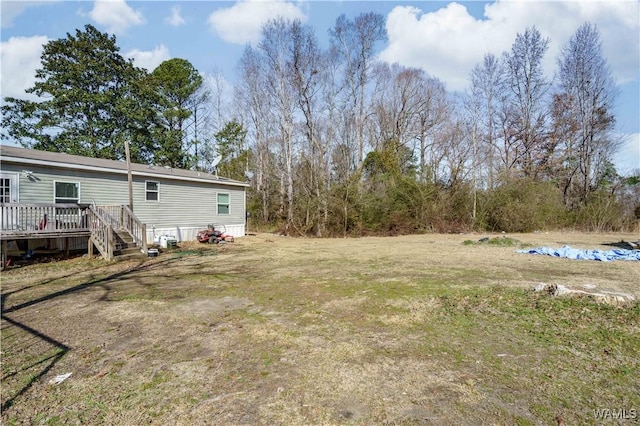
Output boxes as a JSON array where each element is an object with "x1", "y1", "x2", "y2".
[{"x1": 196, "y1": 224, "x2": 235, "y2": 244}]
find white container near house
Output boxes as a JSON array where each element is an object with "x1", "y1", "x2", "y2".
[{"x1": 159, "y1": 235, "x2": 177, "y2": 249}]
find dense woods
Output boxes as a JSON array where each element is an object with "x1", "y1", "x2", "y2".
[{"x1": 2, "y1": 19, "x2": 639, "y2": 235}]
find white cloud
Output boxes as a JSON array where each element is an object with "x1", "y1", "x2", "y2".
[
  {"x1": 125, "y1": 44, "x2": 171, "y2": 71},
  {"x1": 0, "y1": 35, "x2": 48, "y2": 101},
  {"x1": 379, "y1": 1, "x2": 640, "y2": 92},
  {"x1": 2, "y1": 2, "x2": 36, "y2": 28},
  {"x1": 613, "y1": 133, "x2": 640, "y2": 175},
  {"x1": 0, "y1": 38, "x2": 170, "y2": 102},
  {"x1": 208, "y1": 0, "x2": 307, "y2": 45},
  {"x1": 1, "y1": 1, "x2": 57, "y2": 29},
  {"x1": 90, "y1": 0, "x2": 144, "y2": 35},
  {"x1": 203, "y1": 70, "x2": 234, "y2": 106},
  {"x1": 0, "y1": 2, "x2": 28, "y2": 28},
  {"x1": 165, "y1": 5, "x2": 185, "y2": 27}
]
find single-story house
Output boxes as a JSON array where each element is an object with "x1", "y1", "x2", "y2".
[{"x1": 1, "y1": 145, "x2": 249, "y2": 259}]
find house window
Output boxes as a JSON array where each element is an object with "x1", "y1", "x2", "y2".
[
  {"x1": 54, "y1": 181, "x2": 80, "y2": 204},
  {"x1": 1, "y1": 178, "x2": 10, "y2": 203},
  {"x1": 146, "y1": 181, "x2": 159, "y2": 201},
  {"x1": 217, "y1": 193, "x2": 230, "y2": 214}
]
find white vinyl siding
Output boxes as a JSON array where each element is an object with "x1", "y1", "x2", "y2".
[
  {"x1": 2, "y1": 163, "x2": 246, "y2": 237},
  {"x1": 54, "y1": 181, "x2": 80, "y2": 203},
  {"x1": 146, "y1": 181, "x2": 159, "y2": 201},
  {"x1": 217, "y1": 193, "x2": 230, "y2": 215}
]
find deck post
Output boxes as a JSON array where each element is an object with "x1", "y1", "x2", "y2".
[
  {"x1": 107, "y1": 225, "x2": 114, "y2": 261},
  {"x1": 88, "y1": 237, "x2": 93, "y2": 259},
  {"x1": 141, "y1": 223, "x2": 147, "y2": 253},
  {"x1": 1, "y1": 239, "x2": 7, "y2": 270}
]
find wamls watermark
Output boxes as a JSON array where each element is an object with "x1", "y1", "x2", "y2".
[{"x1": 593, "y1": 408, "x2": 637, "y2": 420}]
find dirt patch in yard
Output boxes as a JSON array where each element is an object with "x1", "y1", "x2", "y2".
[{"x1": 2, "y1": 232, "x2": 639, "y2": 425}]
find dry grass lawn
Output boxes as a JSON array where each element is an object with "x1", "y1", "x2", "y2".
[{"x1": 1, "y1": 231, "x2": 639, "y2": 425}]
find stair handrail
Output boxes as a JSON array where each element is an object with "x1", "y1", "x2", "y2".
[
  {"x1": 121, "y1": 205, "x2": 148, "y2": 254},
  {"x1": 87, "y1": 205, "x2": 114, "y2": 261}
]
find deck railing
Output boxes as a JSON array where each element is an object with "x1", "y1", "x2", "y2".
[
  {"x1": 93, "y1": 205, "x2": 121, "y2": 229},
  {"x1": 1, "y1": 203, "x2": 90, "y2": 237},
  {"x1": 1, "y1": 203, "x2": 147, "y2": 261}
]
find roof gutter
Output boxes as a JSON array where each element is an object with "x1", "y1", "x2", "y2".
[{"x1": 0, "y1": 155, "x2": 250, "y2": 188}]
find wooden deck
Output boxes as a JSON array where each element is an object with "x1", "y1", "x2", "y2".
[
  {"x1": 1, "y1": 230, "x2": 91, "y2": 240},
  {"x1": 1, "y1": 203, "x2": 147, "y2": 263},
  {"x1": 1, "y1": 203, "x2": 91, "y2": 240}
]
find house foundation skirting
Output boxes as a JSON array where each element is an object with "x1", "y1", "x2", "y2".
[{"x1": 147, "y1": 224, "x2": 245, "y2": 244}]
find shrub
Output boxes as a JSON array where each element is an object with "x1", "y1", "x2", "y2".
[
  {"x1": 574, "y1": 191, "x2": 625, "y2": 232},
  {"x1": 479, "y1": 178, "x2": 567, "y2": 232}
]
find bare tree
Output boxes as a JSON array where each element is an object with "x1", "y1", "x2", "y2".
[
  {"x1": 415, "y1": 75, "x2": 449, "y2": 184},
  {"x1": 207, "y1": 68, "x2": 232, "y2": 133},
  {"x1": 259, "y1": 18, "x2": 298, "y2": 232},
  {"x1": 288, "y1": 20, "x2": 328, "y2": 235},
  {"x1": 555, "y1": 22, "x2": 617, "y2": 206},
  {"x1": 440, "y1": 111, "x2": 473, "y2": 188},
  {"x1": 236, "y1": 46, "x2": 274, "y2": 222},
  {"x1": 469, "y1": 53, "x2": 506, "y2": 188},
  {"x1": 329, "y1": 12, "x2": 386, "y2": 169},
  {"x1": 369, "y1": 63, "x2": 449, "y2": 184},
  {"x1": 185, "y1": 82, "x2": 211, "y2": 170},
  {"x1": 196, "y1": 69, "x2": 232, "y2": 172},
  {"x1": 503, "y1": 27, "x2": 551, "y2": 178},
  {"x1": 370, "y1": 64, "x2": 421, "y2": 149}
]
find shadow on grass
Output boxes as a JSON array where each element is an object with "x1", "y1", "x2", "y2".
[
  {"x1": 0, "y1": 314, "x2": 69, "y2": 412},
  {"x1": 602, "y1": 240, "x2": 639, "y2": 250},
  {"x1": 0, "y1": 256, "x2": 188, "y2": 413}
]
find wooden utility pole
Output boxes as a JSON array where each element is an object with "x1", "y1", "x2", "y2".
[{"x1": 125, "y1": 139, "x2": 133, "y2": 211}]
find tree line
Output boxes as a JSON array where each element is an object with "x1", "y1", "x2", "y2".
[{"x1": 2, "y1": 19, "x2": 639, "y2": 235}]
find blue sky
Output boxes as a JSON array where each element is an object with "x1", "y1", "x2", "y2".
[{"x1": 1, "y1": 0, "x2": 638, "y2": 173}]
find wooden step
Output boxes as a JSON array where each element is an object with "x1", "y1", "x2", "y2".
[
  {"x1": 113, "y1": 229, "x2": 139, "y2": 254},
  {"x1": 115, "y1": 241, "x2": 138, "y2": 250},
  {"x1": 114, "y1": 232, "x2": 134, "y2": 243}
]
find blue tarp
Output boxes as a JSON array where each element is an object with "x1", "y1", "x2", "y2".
[{"x1": 516, "y1": 246, "x2": 640, "y2": 262}]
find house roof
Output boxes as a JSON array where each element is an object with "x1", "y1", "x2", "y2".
[{"x1": 0, "y1": 145, "x2": 250, "y2": 188}]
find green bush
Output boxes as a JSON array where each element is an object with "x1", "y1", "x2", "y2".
[{"x1": 479, "y1": 178, "x2": 567, "y2": 232}]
